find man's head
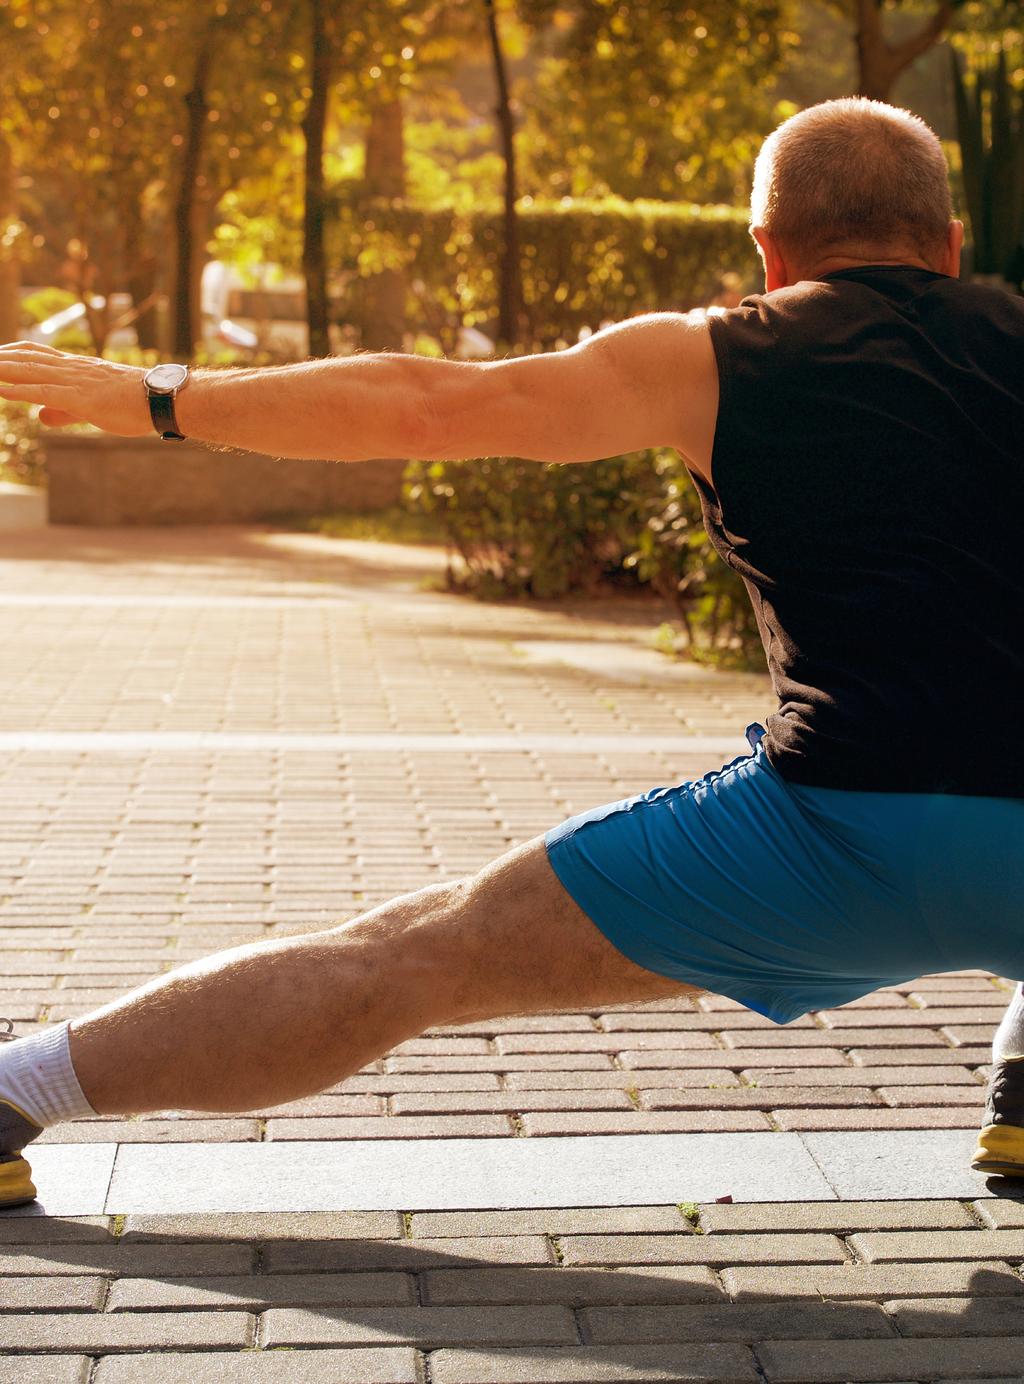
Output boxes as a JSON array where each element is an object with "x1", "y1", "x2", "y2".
[{"x1": 750, "y1": 97, "x2": 963, "y2": 289}]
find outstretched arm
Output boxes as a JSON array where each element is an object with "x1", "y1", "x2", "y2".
[{"x1": 0, "y1": 310, "x2": 717, "y2": 472}]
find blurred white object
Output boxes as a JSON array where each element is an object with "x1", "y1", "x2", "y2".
[
  {"x1": 35, "y1": 295, "x2": 105, "y2": 339},
  {"x1": 217, "y1": 319, "x2": 259, "y2": 349},
  {"x1": 201, "y1": 260, "x2": 232, "y2": 321},
  {"x1": 455, "y1": 326, "x2": 495, "y2": 359}
]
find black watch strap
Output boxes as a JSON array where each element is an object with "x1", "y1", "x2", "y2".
[{"x1": 148, "y1": 392, "x2": 185, "y2": 442}]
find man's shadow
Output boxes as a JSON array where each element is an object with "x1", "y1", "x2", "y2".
[{"x1": 0, "y1": 1191, "x2": 1022, "y2": 1372}]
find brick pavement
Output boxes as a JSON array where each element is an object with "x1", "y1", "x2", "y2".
[{"x1": 0, "y1": 520, "x2": 1021, "y2": 1381}]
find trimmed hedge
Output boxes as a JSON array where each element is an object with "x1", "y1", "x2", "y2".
[
  {"x1": 332, "y1": 195, "x2": 757, "y2": 349},
  {"x1": 404, "y1": 448, "x2": 764, "y2": 667}
]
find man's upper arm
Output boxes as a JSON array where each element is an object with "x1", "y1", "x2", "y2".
[{"x1": 420, "y1": 311, "x2": 718, "y2": 473}]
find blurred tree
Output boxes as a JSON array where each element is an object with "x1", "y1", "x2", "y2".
[
  {"x1": 514, "y1": 0, "x2": 798, "y2": 205},
  {"x1": 484, "y1": 0, "x2": 526, "y2": 347}
]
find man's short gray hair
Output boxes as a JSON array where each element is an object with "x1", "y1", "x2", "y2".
[{"x1": 751, "y1": 98, "x2": 953, "y2": 260}]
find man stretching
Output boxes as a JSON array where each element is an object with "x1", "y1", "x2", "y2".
[{"x1": 0, "y1": 96, "x2": 1021, "y2": 1209}]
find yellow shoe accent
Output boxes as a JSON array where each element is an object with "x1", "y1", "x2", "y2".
[
  {"x1": 971, "y1": 1123, "x2": 1024, "y2": 1177},
  {"x1": 0, "y1": 1154, "x2": 37, "y2": 1208}
]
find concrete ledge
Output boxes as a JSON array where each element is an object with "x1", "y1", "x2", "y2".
[
  {"x1": 45, "y1": 434, "x2": 407, "y2": 525},
  {"x1": 7, "y1": 1131, "x2": 995, "y2": 1216},
  {"x1": 0, "y1": 481, "x2": 46, "y2": 529}
]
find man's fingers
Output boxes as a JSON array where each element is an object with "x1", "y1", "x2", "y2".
[
  {"x1": 0, "y1": 385, "x2": 75, "y2": 406},
  {"x1": 37, "y1": 405, "x2": 81, "y2": 428},
  {"x1": 0, "y1": 340, "x2": 65, "y2": 355}
]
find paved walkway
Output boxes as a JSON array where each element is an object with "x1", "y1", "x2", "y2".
[{"x1": 0, "y1": 519, "x2": 1021, "y2": 1382}]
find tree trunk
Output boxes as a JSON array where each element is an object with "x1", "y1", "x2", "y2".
[
  {"x1": 359, "y1": 94, "x2": 408, "y2": 353},
  {"x1": 302, "y1": 0, "x2": 332, "y2": 359},
  {"x1": 122, "y1": 192, "x2": 161, "y2": 352},
  {"x1": 854, "y1": 0, "x2": 954, "y2": 101},
  {"x1": 173, "y1": 33, "x2": 214, "y2": 360},
  {"x1": 484, "y1": 0, "x2": 525, "y2": 351},
  {"x1": 0, "y1": 131, "x2": 21, "y2": 345}
]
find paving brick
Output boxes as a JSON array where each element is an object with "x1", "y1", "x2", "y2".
[
  {"x1": 619, "y1": 1049, "x2": 847, "y2": 1069},
  {"x1": 0, "y1": 1218, "x2": 113, "y2": 1244},
  {"x1": 0, "y1": 1244, "x2": 253, "y2": 1277},
  {"x1": 412, "y1": 1208, "x2": 689, "y2": 1238},
  {"x1": 107, "y1": 1270, "x2": 416, "y2": 1311},
  {"x1": 520, "y1": 1110, "x2": 771, "y2": 1135},
  {"x1": 390, "y1": 1091, "x2": 633, "y2": 1114},
  {"x1": 0, "y1": 1311, "x2": 252, "y2": 1351},
  {"x1": 493, "y1": 1033, "x2": 718, "y2": 1053},
  {"x1": 93, "y1": 1349, "x2": 420, "y2": 1383},
  {"x1": 757, "y1": 1337, "x2": 1024, "y2": 1381},
  {"x1": 911, "y1": 990, "x2": 1008, "y2": 1008},
  {"x1": 560, "y1": 1233, "x2": 847, "y2": 1267},
  {"x1": 0, "y1": 1276, "x2": 104, "y2": 1311},
  {"x1": 505, "y1": 1069, "x2": 741, "y2": 1090},
  {"x1": 724, "y1": 1260, "x2": 1022, "y2": 1305},
  {"x1": 974, "y1": 1201, "x2": 1024, "y2": 1230},
  {"x1": 119, "y1": 1211, "x2": 403, "y2": 1241},
  {"x1": 429, "y1": 1344, "x2": 759, "y2": 1382},
  {"x1": 422, "y1": 1265, "x2": 722, "y2": 1306},
  {"x1": 877, "y1": 1084, "x2": 985, "y2": 1106},
  {"x1": 341, "y1": 1074, "x2": 501, "y2": 1093},
  {"x1": 263, "y1": 1304, "x2": 578, "y2": 1347},
  {"x1": 263, "y1": 1236, "x2": 553, "y2": 1274},
  {"x1": 817, "y1": 1008, "x2": 989, "y2": 1028},
  {"x1": 848, "y1": 1046, "x2": 991, "y2": 1066},
  {"x1": 848, "y1": 1230, "x2": 1024, "y2": 1262},
  {"x1": 773, "y1": 1106, "x2": 983, "y2": 1130},
  {"x1": 385, "y1": 1056, "x2": 616, "y2": 1072},
  {"x1": 886, "y1": 1295, "x2": 1024, "y2": 1335},
  {"x1": 266, "y1": 1115, "x2": 513, "y2": 1138},
  {"x1": 0, "y1": 1360, "x2": 90, "y2": 1384},
  {"x1": 944, "y1": 1025, "x2": 1000, "y2": 1046},
  {"x1": 640, "y1": 1087, "x2": 881, "y2": 1110},
  {"x1": 698, "y1": 1200, "x2": 977, "y2": 1233},
  {"x1": 751, "y1": 1066, "x2": 978, "y2": 1086},
  {"x1": 580, "y1": 1300, "x2": 894, "y2": 1343},
  {"x1": 720, "y1": 1028, "x2": 945, "y2": 1048},
  {"x1": 38, "y1": 1117, "x2": 261, "y2": 1142}
]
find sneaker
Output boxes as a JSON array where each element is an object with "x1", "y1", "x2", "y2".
[
  {"x1": 971, "y1": 1055, "x2": 1024, "y2": 1178},
  {"x1": 0, "y1": 1021, "x2": 42, "y2": 1208}
]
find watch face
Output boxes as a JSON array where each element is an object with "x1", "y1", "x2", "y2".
[{"x1": 145, "y1": 363, "x2": 188, "y2": 393}]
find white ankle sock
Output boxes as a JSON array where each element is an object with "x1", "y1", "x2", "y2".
[
  {"x1": 992, "y1": 983, "x2": 1024, "y2": 1063},
  {"x1": 0, "y1": 1022, "x2": 97, "y2": 1128}
]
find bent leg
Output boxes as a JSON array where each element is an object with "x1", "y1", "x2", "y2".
[{"x1": 69, "y1": 836, "x2": 696, "y2": 1117}]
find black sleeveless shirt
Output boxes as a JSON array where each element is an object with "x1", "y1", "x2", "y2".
[{"x1": 701, "y1": 265, "x2": 1024, "y2": 797}]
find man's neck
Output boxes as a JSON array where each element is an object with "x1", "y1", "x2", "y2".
[{"x1": 804, "y1": 254, "x2": 938, "y2": 278}]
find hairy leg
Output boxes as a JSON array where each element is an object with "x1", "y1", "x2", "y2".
[{"x1": 70, "y1": 836, "x2": 697, "y2": 1116}]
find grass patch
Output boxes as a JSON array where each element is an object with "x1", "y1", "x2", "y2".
[{"x1": 289, "y1": 506, "x2": 446, "y2": 546}]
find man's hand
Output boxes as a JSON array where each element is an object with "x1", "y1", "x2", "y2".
[{"x1": 0, "y1": 342, "x2": 151, "y2": 435}]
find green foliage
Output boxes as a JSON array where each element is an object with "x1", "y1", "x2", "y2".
[
  {"x1": 0, "y1": 403, "x2": 45, "y2": 486},
  {"x1": 950, "y1": 43, "x2": 1024, "y2": 280},
  {"x1": 295, "y1": 505, "x2": 445, "y2": 546},
  {"x1": 405, "y1": 449, "x2": 764, "y2": 666},
  {"x1": 331, "y1": 195, "x2": 756, "y2": 349},
  {"x1": 18, "y1": 287, "x2": 92, "y2": 352}
]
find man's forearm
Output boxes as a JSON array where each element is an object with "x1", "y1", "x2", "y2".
[{"x1": 175, "y1": 353, "x2": 436, "y2": 461}]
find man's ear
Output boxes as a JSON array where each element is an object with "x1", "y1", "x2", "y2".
[
  {"x1": 751, "y1": 227, "x2": 791, "y2": 292},
  {"x1": 941, "y1": 219, "x2": 965, "y2": 278}
]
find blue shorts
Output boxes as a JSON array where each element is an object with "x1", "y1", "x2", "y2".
[{"x1": 545, "y1": 725, "x2": 1024, "y2": 1024}]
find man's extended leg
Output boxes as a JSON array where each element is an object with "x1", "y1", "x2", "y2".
[
  {"x1": 973, "y1": 981, "x2": 1024, "y2": 1177},
  {"x1": 8, "y1": 836, "x2": 695, "y2": 1126}
]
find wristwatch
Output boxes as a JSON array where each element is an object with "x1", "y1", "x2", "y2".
[{"x1": 143, "y1": 363, "x2": 190, "y2": 441}]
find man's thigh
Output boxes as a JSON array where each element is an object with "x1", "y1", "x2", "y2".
[{"x1": 434, "y1": 836, "x2": 700, "y2": 1022}]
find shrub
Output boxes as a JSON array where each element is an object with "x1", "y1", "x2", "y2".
[
  {"x1": 404, "y1": 449, "x2": 764, "y2": 667},
  {"x1": 332, "y1": 195, "x2": 757, "y2": 349}
]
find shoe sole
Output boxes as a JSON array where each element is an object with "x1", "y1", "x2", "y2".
[
  {"x1": 0, "y1": 1154, "x2": 36, "y2": 1208},
  {"x1": 971, "y1": 1122, "x2": 1024, "y2": 1178}
]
